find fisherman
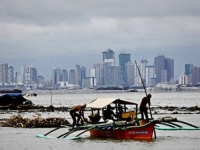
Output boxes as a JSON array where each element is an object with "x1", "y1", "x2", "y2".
[
  {"x1": 139, "y1": 94, "x2": 152, "y2": 120},
  {"x1": 103, "y1": 105, "x2": 117, "y2": 120},
  {"x1": 69, "y1": 103, "x2": 87, "y2": 129}
]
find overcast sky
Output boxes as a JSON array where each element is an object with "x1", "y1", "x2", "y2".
[{"x1": 1, "y1": 0, "x2": 200, "y2": 80}]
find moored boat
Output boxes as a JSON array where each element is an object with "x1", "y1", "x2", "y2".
[{"x1": 0, "y1": 89, "x2": 22, "y2": 94}]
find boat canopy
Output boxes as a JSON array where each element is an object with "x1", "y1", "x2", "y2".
[{"x1": 86, "y1": 98, "x2": 138, "y2": 109}]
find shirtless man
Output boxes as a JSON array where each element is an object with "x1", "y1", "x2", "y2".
[
  {"x1": 69, "y1": 104, "x2": 87, "y2": 129},
  {"x1": 139, "y1": 94, "x2": 152, "y2": 120}
]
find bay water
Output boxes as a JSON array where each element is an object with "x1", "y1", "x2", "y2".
[{"x1": 0, "y1": 89, "x2": 200, "y2": 150}]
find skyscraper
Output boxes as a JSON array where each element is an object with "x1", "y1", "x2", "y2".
[
  {"x1": 140, "y1": 59, "x2": 148, "y2": 85},
  {"x1": 61, "y1": 70, "x2": 68, "y2": 82},
  {"x1": 192, "y1": 66, "x2": 200, "y2": 84},
  {"x1": 102, "y1": 49, "x2": 115, "y2": 62},
  {"x1": 145, "y1": 66, "x2": 156, "y2": 87},
  {"x1": 52, "y1": 67, "x2": 60, "y2": 85},
  {"x1": 154, "y1": 55, "x2": 165, "y2": 83},
  {"x1": 119, "y1": 53, "x2": 131, "y2": 84},
  {"x1": 125, "y1": 61, "x2": 134, "y2": 85},
  {"x1": 8, "y1": 66, "x2": 14, "y2": 84},
  {"x1": 185, "y1": 64, "x2": 193, "y2": 75},
  {"x1": 154, "y1": 55, "x2": 174, "y2": 84},
  {"x1": 165, "y1": 58, "x2": 174, "y2": 81},
  {"x1": 69, "y1": 69, "x2": 76, "y2": 84},
  {"x1": 0, "y1": 63, "x2": 8, "y2": 84}
]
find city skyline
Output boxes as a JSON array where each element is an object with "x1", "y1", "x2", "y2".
[
  {"x1": 1, "y1": 51, "x2": 199, "y2": 81},
  {"x1": 1, "y1": 1, "x2": 200, "y2": 80}
]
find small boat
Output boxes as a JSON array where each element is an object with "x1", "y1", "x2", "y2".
[
  {"x1": 37, "y1": 98, "x2": 157, "y2": 140},
  {"x1": 36, "y1": 98, "x2": 200, "y2": 140},
  {"x1": 0, "y1": 89, "x2": 22, "y2": 94}
]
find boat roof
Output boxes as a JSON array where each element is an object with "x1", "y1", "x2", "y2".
[{"x1": 86, "y1": 98, "x2": 137, "y2": 109}]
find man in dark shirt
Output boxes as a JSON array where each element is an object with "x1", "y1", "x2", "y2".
[
  {"x1": 103, "y1": 105, "x2": 117, "y2": 120},
  {"x1": 139, "y1": 94, "x2": 152, "y2": 120}
]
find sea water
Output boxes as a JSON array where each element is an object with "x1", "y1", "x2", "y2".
[{"x1": 0, "y1": 90, "x2": 200, "y2": 150}]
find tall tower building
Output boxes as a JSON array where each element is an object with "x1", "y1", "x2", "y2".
[
  {"x1": 125, "y1": 62, "x2": 134, "y2": 85},
  {"x1": 102, "y1": 49, "x2": 115, "y2": 63},
  {"x1": 61, "y1": 70, "x2": 68, "y2": 82},
  {"x1": 145, "y1": 66, "x2": 156, "y2": 87},
  {"x1": 8, "y1": 66, "x2": 14, "y2": 84},
  {"x1": 93, "y1": 63, "x2": 103, "y2": 86},
  {"x1": 185, "y1": 64, "x2": 193, "y2": 75},
  {"x1": 52, "y1": 67, "x2": 60, "y2": 85},
  {"x1": 80, "y1": 66, "x2": 87, "y2": 85},
  {"x1": 192, "y1": 66, "x2": 200, "y2": 84},
  {"x1": 69, "y1": 69, "x2": 76, "y2": 84},
  {"x1": 0, "y1": 63, "x2": 8, "y2": 84},
  {"x1": 119, "y1": 53, "x2": 131, "y2": 84},
  {"x1": 154, "y1": 55, "x2": 165, "y2": 83},
  {"x1": 165, "y1": 58, "x2": 174, "y2": 81},
  {"x1": 140, "y1": 59, "x2": 148, "y2": 85}
]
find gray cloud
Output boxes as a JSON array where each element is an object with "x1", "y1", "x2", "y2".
[{"x1": 0, "y1": 0, "x2": 200, "y2": 79}]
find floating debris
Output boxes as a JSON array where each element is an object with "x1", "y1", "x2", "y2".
[{"x1": 0, "y1": 114, "x2": 71, "y2": 128}]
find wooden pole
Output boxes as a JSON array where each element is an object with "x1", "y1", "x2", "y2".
[{"x1": 51, "y1": 91, "x2": 52, "y2": 106}]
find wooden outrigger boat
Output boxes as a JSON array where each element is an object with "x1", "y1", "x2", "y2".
[
  {"x1": 36, "y1": 97, "x2": 200, "y2": 140},
  {"x1": 36, "y1": 97, "x2": 156, "y2": 140}
]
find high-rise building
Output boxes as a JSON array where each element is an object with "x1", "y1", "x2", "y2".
[
  {"x1": 154, "y1": 55, "x2": 165, "y2": 83},
  {"x1": 110, "y1": 65, "x2": 120, "y2": 85},
  {"x1": 154, "y1": 55, "x2": 174, "y2": 84},
  {"x1": 52, "y1": 67, "x2": 60, "y2": 85},
  {"x1": 185, "y1": 64, "x2": 193, "y2": 75},
  {"x1": 192, "y1": 66, "x2": 200, "y2": 84},
  {"x1": 125, "y1": 62, "x2": 134, "y2": 85},
  {"x1": 145, "y1": 66, "x2": 156, "y2": 87},
  {"x1": 61, "y1": 70, "x2": 68, "y2": 82},
  {"x1": 80, "y1": 66, "x2": 87, "y2": 83},
  {"x1": 0, "y1": 63, "x2": 8, "y2": 84},
  {"x1": 165, "y1": 58, "x2": 174, "y2": 81},
  {"x1": 93, "y1": 63, "x2": 102, "y2": 86},
  {"x1": 119, "y1": 53, "x2": 131, "y2": 84},
  {"x1": 20, "y1": 66, "x2": 38, "y2": 88},
  {"x1": 8, "y1": 66, "x2": 14, "y2": 84},
  {"x1": 102, "y1": 49, "x2": 115, "y2": 62},
  {"x1": 69, "y1": 69, "x2": 76, "y2": 84},
  {"x1": 140, "y1": 59, "x2": 148, "y2": 85}
]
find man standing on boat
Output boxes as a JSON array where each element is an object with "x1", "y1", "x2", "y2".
[
  {"x1": 69, "y1": 103, "x2": 87, "y2": 129},
  {"x1": 139, "y1": 94, "x2": 152, "y2": 120}
]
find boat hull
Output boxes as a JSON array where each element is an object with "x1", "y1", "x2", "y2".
[{"x1": 89, "y1": 122, "x2": 155, "y2": 140}]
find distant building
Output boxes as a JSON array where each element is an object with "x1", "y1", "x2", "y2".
[
  {"x1": 8, "y1": 66, "x2": 14, "y2": 84},
  {"x1": 145, "y1": 66, "x2": 156, "y2": 87},
  {"x1": 192, "y1": 66, "x2": 200, "y2": 84},
  {"x1": 61, "y1": 69, "x2": 68, "y2": 82},
  {"x1": 119, "y1": 53, "x2": 131, "y2": 84},
  {"x1": 154, "y1": 55, "x2": 174, "y2": 84},
  {"x1": 93, "y1": 63, "x2": 102, "y2": 86},
  {"x1": 165, "y1": 58, "x2": 174, "y2": 81},
  {"x1": 69, "y1": 69, "x2": 76, "y2": 84},
  {"x1": 21, "y1": 66, "x2": 38, "y2": 88},
  {"x1": 140, "y1": 59, "x2": 148, "y2": 85},
  {"x1": 125, "y1": 61, "x2": 134, "y2": 85},
  {"x1": 0, "y1": 63, "x2": 8, "y2": 84},
  {"x1": 52, "y1": 67, "x2": 60, "y2": 85},
  {"x1": 154, "y1": 55, "x2": 165, "y2": 83},
  {"x1": 179, "y1": 74, "x2": 192, "y2": 85},
  {"x1": 185, "y1": 64, "x2": 193, "y2": 75},
  {"x1": 102, "y1": 49, "x2": 115, "y2": 62}
]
